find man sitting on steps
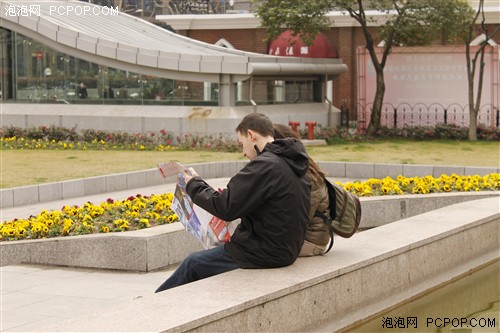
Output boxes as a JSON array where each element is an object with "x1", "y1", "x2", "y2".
[{"x1": 155, "y1": 113, "x2": 311, "y2": 291}]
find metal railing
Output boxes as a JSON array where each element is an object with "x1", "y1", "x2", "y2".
[{"x1": 357, "y1": 103, "x2": 499, "y2": 129}]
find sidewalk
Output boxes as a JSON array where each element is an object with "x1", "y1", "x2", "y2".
[
  {"x1": 0, "y1": 177, "x2": 232, "y2": 332},
  {"x1": 1, "y1": 174, "x2": 363, "y2": 332},
  {"x1": 1, "y1": 263, "x2": 175, "y2": 332}
]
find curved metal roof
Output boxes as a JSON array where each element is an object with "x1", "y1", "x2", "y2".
[{"x1": 0, "y1": 0, "x2": 347, "y2": 82}]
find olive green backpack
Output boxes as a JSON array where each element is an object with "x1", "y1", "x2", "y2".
[{"x1": 314, "y1": 178, "x2": 362, "y2": 253}]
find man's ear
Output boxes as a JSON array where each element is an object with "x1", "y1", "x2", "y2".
[{"x1": 247, "y1": 129, "x2": 256, "y2": 142}]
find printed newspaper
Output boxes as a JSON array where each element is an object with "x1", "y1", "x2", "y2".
[{"x1": 157, "y1": 162, "x2": 235, "y2": 249}]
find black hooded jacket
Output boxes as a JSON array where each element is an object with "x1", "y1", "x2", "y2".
[{"x1": 186, "y1": 138, "x2": 311, "y2": 268}]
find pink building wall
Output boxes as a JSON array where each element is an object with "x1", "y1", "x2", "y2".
[{"x1": 357, "y1": 45, "x2": 499, "y2": 128}]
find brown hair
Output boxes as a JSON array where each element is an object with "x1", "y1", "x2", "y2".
[
  {"x1": 235, "y1": 113, "x2": 274, "y2": 137},
  {"x1": 273, "y1": 123, "x2": 325, "y2": 183}
]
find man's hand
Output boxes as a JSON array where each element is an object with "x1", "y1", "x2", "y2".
[{"x1": 182, "y1": 167, "x2": 198, "y2": 183}]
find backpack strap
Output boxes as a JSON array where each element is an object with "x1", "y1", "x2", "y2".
[
  {"x1": 313, "y1": 178, "x2": 338, "y2": 254},
  {"x1": 314, "y1": 210, "x2": 334, "y2": 253}
]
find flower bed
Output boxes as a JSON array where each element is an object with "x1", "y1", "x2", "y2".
[
  {"x1": 0, "y1": 126, "x2": 240, "y2": 151},
  {"x1": 0, "y1": 134, "x2": 175, "y2": 151},
  {"x1": 1, "y1": 173, "x2": 498, "y2": 242},
  {"x1": 344, "y1": 173, "x2": 499, "y2": 196},
  {"x1": 0, "y1": 193, "x2": 178, "y2": 241}
]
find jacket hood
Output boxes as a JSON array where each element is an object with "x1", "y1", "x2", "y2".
[{"x1": 263, "y1": 138, "x2": 309, "y2": 177}]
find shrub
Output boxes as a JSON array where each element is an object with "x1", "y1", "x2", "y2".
[
  {"x1": 176, "y1": 133, "x2": 240, "y2": 152},
  {"x1": 1, "y1": 126, "x2": 175, "y2": 150},
  {"x1": 375, "y1": 125, "x2": 499, "y2": 141},
  {"x1": 1, "y1": 123, "x2": 499, "y2": 152}
]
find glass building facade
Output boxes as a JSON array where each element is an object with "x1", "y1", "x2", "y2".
[{"x1": 0, "y1": 28, "x2": 323, "y2": 106}]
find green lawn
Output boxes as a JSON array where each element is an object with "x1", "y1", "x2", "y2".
[{"x1": 1, "y1": 140, "x2": 498, "y2": 188}]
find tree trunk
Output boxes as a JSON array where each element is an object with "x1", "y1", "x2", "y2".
[
  {"x1": 466, "y1": 46, "x2": 477, "y2": 140},
  {"x1": 464, "y1": 0, "x2": 499, "y2": 140},
  {"x1": 367, "y1": 67, "x2": 385, "y2": 135},
  {"x1": 466, "y1": 45, "x2": 487, "y2": 141},
  {"x1": 468, "y1": 106, "x2": 478, "y2": 140}
]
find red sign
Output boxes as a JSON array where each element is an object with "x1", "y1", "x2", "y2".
[
  {"x1": 36, "y1": 51, "x2": 43, "y2": 59},
  {"x1": 269, "y1": 30, "x2": 338, "y2": 58}
]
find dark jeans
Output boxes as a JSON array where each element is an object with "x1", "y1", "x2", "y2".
[{"x1": 155, "y1": 244, "x2": 239, "y2": 292}]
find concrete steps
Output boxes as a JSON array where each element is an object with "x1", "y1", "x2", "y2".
[{"x1": 36, "y1": 197, "x2": 499, "y2": 332}]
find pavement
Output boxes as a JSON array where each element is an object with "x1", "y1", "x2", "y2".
[
  {"x1": 0, "y1": 263, "x2": 176, "y2": 332},
  {"x1": 0, "y1": 175, "x2": 361, "y2": 332},
  {"x1": 0, "y1": 177, "x2": 233, "y2": 332}
]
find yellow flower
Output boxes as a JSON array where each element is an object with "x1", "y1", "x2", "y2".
[
  {"x1": 481, "y1": 181, "x2": 491, "y2": 189},
  {"x1": 400, "y1": 178, "x2": 410, "y2": 187},
  {"x1": 114, "y1": 219, "x2": 128, "y2": 226},
  {"x1": 381, "y1": 184, "x2": 391, "y2": 194},
  {"x1": 135, "y1": 201, "x2": 146, "y2": 209},
  {"x1": 146, "y1": 212, "x2": 160, "y2": 220},
  {"x1": 17, "y1": 227, "x2": 26, "y2": 237},
  {"x1": 120, "y1": 221, "x2": 129, "y2": 230},
  {"x1": 361, "y1": 187, "x2": 372, "y2": 196},
  {"x1": 61, "y1": 219, "x2": 74, "y2": 234},
  {"x1": 125, "y1": 211, "x2": 140, "y2": 218},
  {"x1": 90, "y1": 206, "x2": 104, "y2": 217},
  {"x1": 83, "y1": 214, "x2": 93, "y2": 223},
  {"x1": 138, "y1": 218, "x2": 150, "y2": 228},
  {"x1": 354, "y1": 183, "x2": 364, "y2": 193}
]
